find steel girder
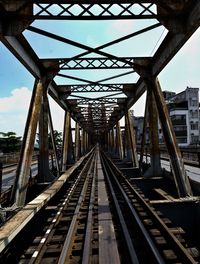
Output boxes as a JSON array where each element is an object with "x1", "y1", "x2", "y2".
[
  {"x1": 0, "y1": 0, "x2": 200, "y2": 132},
  {"x1": 1, "y1": 0, "x2": 199, "y2": 203},
  {"x1": 42, "y1": 57, "x2": 136, "y2": 70}
]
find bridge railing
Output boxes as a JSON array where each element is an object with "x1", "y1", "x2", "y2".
[
  {"x1": 137, "y1": 145, "x2": 200, "y2": 167},
  {"x1": 0, "y1": 151, "x2": 39, "y2": 167}
]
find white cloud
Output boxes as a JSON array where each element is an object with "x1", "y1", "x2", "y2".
[
  {"x1": 0, "y1": 87, "x2": 32, "y2": 136},
  {"x1": 0, "y1": 87, "x2": 66, "y2": 136},
  {"x1": 0, "y1": 87, "x2": 31, "y2": 112}
]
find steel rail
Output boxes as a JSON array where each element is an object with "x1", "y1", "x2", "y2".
[
  {"x1": 24, "y1": 149, "x2": 96, "y2": 263},
  {"x1": 100, "y1": 153, "x2": 140, "y2": 264},
  {"x1": 100, "y1": 151, "x2": 165, "y2": 264},
  {"x1": 58, "y1": 150, "x2": 97, "y2": 263},
  {"x1": 101, "y1": 151, "x2": 197, "y2": 264},
  {"x1": 82, "y1": 154, "x2": 97, "y2": 264}
]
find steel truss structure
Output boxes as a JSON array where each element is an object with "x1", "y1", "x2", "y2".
[{"x1": 0, "y1": 0, "x2": 200, "y2": 205}]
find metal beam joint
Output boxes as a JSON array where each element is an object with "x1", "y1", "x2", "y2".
[
  {"x1": 157, "y1": 0, "x2": 197, "y2": 33},
  {"x1": 0, "y1": 1, "x2": 33, "y2": 36}
]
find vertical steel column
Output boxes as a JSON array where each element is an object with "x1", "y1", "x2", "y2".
[
  {"x1": 144, "y1": 89, "x2": 161, "y2": 177},
  {"x1": 38, "y1": 88, "x2": 54, "y2": 182},
  {"x1": 86, "y1": 132, "x2": 89, "y2": 152},
  {"x1": 84, "y1": 131, "x2": 88, "y2": 154},
  {"x1": 62, "y1": 111, "x2": 71, "y2": 171},
  {"x1": 88, "y1": 131, "x2": 91, "y2": 151},
  {"x1": 48, "y1": 100, "x2": 60, "y2": 177},
  {"x1": 75, "y1": 122, "x2": 80, "y2": 162},
  {"x1": 150, "y1": 77, "x2": 192, "y2": 196},
  {"x1": 81, "y1": 128, "x2": 84, "y2": 156},
  {"x1": 139, "y1": 96, "x2": 148, "y2": 170},
  {"x1": 11, "y1": 80, "x2": 43, "y2": 206},
  {"x1": 124, "y1": 125, "x2": 128, "y2": 159},
  {"x1": 0, "y1": 161, "x2": 2, "y2": 198},
  {"x1": 125, "y1": 111, "x2": 139, "y2": 167},
  {"x1": 116, "y1": 121, "x2": 124, "y2": 160},
  {"x1": 108, "y1": 130, "x2": 111, "y2": 153},
  {"x1": 114, "y1": 126, "x2": 118, "y2": 156},
  {"x1": 69, "y1": 124, "x2": 75, "y2": 163},
  {"x1": 111, "y1": 128, "x2": 115, "y2": 155},
  {"x1": 104, "y1": 131, "x2": 108, "y2": 151},
  {"x1": 107, "y1": 131, "x2": 110, "y2": 152},
  {"x1": 81, "y1": 129, "x2": 86, "y2": 155}
]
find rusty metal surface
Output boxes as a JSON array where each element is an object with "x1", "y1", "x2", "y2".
[
  {"x1": 62, "y1": 111, "x2": 73, "y2": 171},
  {"x1": 0, "y1": 1, "x2": 200, "y2": 134},
  {"x1": 38, "y1": 86, "x2": 54, "y2": 183},
  {"x1": 1, "y1": 148, "x2": 199, "y2": 263},
  {"x1": 149, "y1": 78, "x2": 193, "y2": 197},
  {"x1": 115, "y1": 121, "x2": 124, "y2": 160},
  {"x1": 0, "y1": 150, "x2": 93, "y2": 253},
  {"x1": 74, "y1": 122, "x2": 80, "y2": 162},
  {"x1": 48, "y1": 99, "x2": 60, "y2": 176},
  {"x1": 144, "y1": 89, "x2": 161, "y2": 177},
  {"x1": 11, "y1": 80, "x2": 43, "y2": 206},
  {"x1": 125, "y1": 111, "x2": 139, "y2": 167},
  {"x1": 0, "y1": 0, "x2": 199, "y2": 228}
]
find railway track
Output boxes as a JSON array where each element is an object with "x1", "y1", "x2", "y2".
[
  {"x1": 0, "y1": 146, "x2": 198, "y2": 263},
  {"x1": 100, "y1": 150, "x2": 198, "y2": 264},
  {"x1": 20, "y1": 149, "x2": 97, "y2": 264}
]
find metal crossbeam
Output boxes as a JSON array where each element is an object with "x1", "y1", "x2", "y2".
[
  {"x1": 0, "y1": 1, "x2": 199, "y2": 132},
  {"x1": 70, "y1": 84, "x2": 123, "y2": 93},
  {"x1": 1, "y1": 0, "x2": 199, "y2": 206},
  {"x1": 67, "y1": 98, "x2": 120, "y2": 105},
  {"x1": 57, "y1": 57, "x2": 135, "y2": 70},
  {"x1": 33, "y1": 2, "x2": 156, "y2": 20},
  {"x1": 29, "y1": 23, "x2": 160, "y2": 72}
]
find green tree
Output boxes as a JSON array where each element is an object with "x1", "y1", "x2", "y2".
[
  {"x1": 48, "y1": 130, "x2": 63, "y2": 151},
  {"x1": 0, "y1": 132, "x2": 22, "y2": 153},
  {"x1": 36, "y1": 130, "x2": 63, "y2": 151}
]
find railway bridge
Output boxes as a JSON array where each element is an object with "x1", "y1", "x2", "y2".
[{"x1": 0, "y1": 1, "x2": 200, "y2": 263}]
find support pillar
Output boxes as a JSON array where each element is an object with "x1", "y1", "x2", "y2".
[
  {"x1": 111, "y1": 128, "x2": 115, "y2": 155},
  {"x1": 144, "y1": 89, "x2": 161, "y2": 177},
  {"x1": 81, "y1": 128, "x2": 84, "y2": 156},
  {"x1": 81, "y1": 129, "x2": 87, "y2": 155},
  {"x1": 0, "y1": 161, "x2": 2, "y2": 198},
  {"x1": 125, "y1": 111, "x2": 139, "y2": 167},
  {"x1": 148, "y1": 77, "x2": 192, "y2": 197},
  {"x1": 48, "y1": 100, "x2": 60, "y2": 177},
  {"x1": 75, "y1": 122, "x2": 80, "y2": 162},
  {"x1": 38, "y1": 88, "x2": 55, "y2": 183},
  {"x1": 69, "y1": 123, "x2": 75, "y2": 161},
  {"x1": 86, "y1": 132, "x2": 89, "y2": 152},
  {"x1": 104, "y1": 131, "x2": 108, "y2": 151},
  {"x1": 139, "y1": 95, "x2": 148, "y2": 171},
  {"x1": 88, "y1": 131, "x2": 92, "y2": 151},
  {"x1": 115, "y1": 121, "x2": 124, "y2": 160},
  {"x1": 11, "y1": 80, "x2": 43, "y2": 206},
  {"x1": 108, "y1": 130, "x2": 111, "y2": 153},
  {"x1": 82, "y1": 130, "x2": 85, "y2": 155},
  {"x1": 84, "y1": 131, "x2": 88, "y2": 154},
  {"x1": 62, "y1": 112, "x2": 74, "y2": 171}
]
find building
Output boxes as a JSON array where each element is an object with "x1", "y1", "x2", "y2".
[
  {"x1": 163, "y1": 91, "x2": 176, "y2": 101},
  {"x1": 132, "y1": 87, "x2": 200, "y2": 146},
  {"x1": 132, "y1": 114, "x2": 145, "y2": 143},
  {"x1": 165, "y1": 87, "x2": 199, "y2": 146}
]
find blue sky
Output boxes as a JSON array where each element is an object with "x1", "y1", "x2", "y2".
[{"x1": 0, "y1": 18, "x2": 200, "y2": 136}]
